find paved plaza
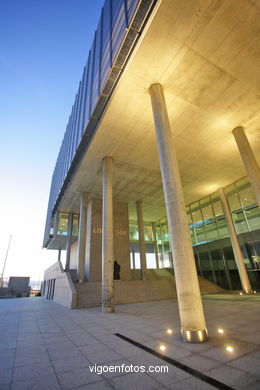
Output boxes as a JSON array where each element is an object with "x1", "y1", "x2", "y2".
[{"x1": 0, "y1": 295, "x2": 259, "y2": 390}]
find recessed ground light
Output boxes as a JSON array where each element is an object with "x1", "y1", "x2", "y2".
[
  {"x1": 226, "y1": 346, "x2": 234, "y2": 352},
  {"x1": 218, "y1": 328, "x2": 224, "y2": 334},
  {"x1": 239, "y1": 292, "x2": 243, "y2": 295},
  {"x1": 166, "y1": 329, "x2": 173, "y2": 335},
  {"x1": 159, "y1": 344, "x2": 166, "y2": 352}
]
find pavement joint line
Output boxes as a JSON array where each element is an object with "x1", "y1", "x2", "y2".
[{"x1": 115, "y1": 333, "x2": 235, "y2": 390}]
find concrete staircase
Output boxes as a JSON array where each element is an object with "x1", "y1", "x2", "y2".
[
  {"x1": 198, "y1": 276, "x2": 224, "y2": 294},
  {"x1": 74, "y1": 273, "x2": 223, "y2": 309},
  {"x1": 75, "y1": 282, "x2": 102, "y2": 309}
]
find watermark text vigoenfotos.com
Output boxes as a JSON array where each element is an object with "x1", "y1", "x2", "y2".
[{"x1": 89, "y1": 363, "x2": 169, "y2": 375}]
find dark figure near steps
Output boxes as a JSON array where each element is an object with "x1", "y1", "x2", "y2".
[{"x1": 114, "y1": 261, "x2": 121, "y2": 280}]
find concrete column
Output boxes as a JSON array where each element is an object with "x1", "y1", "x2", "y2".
[
  {"x1": 136, "y1": 201, "x2": 147, "y2": 280},
  {"x1": 77, "y1": 192, "x2": 88, "y2": 283},
  {"x1": 218, "y1": 188, "x2": 252, "y2": 293},
  {"x1": 102, "y1": 157, "x2": 114, "y2": 313},
  {"x1": 65, "y1": 212, "x2": 73, "y2": 271},
  {"x1": 152, "y1": 222, "x2": 160, "y2": 269},
  {"x1": 149, "y1": 83, "x2": 207, "y2": 342},
  {"x1": 233, "y1": 126, "x2": 260, "y2": 208}
]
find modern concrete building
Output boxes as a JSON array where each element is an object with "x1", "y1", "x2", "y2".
[{"x1": 43, "y1": 0, "x2": 260, "y2": 342}]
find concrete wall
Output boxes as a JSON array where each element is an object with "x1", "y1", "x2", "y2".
[
  {"x1": 8, "y1": 277, "x2": 30, "y2": 297},
  {"x1": 43, "y1": 262, "x2": 76, "y2": 308},
  {"x1": 85, "y1": 199, "x2": 131, "y2": 281}
]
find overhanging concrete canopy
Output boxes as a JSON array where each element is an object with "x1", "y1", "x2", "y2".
[{"x1": 58, "y1": 0, "x2": 260, "y2": 222}]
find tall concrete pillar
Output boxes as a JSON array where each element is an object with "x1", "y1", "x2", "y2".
[
  {"x1": 218, "y1": 188, "x2": 252, "y2": 293},
  {"x1": 65, "y1": 212, "x2": 73, "y2": 271},
  {"x1": 136, "y1": 201, "x2": 147, "y2": 280},
  {"x1": 233, "y1": 126, "x2": 260, "y2": 208},
  {"x1": 77, "y1": 192, "x2": 88, "y2": 283},
  {"x1": 152, "y1": 222, "x2": 160, "y2": 269},
  {"x1": 149, "y1": 83, "x2": 207, "y2": 342},
  {"x1": 102, "y1": 157, "x2": 114, "y2": 313}
]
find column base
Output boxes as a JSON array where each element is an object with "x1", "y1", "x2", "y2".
[
  {"x1": 181, "y1": 329, "x2": 208, "y2": 343},
  {"x1": 102, "y1": 305, "x2": 115, "y2": 313}
]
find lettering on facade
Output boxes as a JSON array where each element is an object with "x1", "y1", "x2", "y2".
[{"x1": 93, "y1": 228, "x2": 127, "y2": 237}]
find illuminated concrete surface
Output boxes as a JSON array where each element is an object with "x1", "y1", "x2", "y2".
[{"x1": 0, "y1": 296, "x2": 259, "y2": 390}]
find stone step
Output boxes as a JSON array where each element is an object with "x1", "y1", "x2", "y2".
[{"x1": 75, "y1": 275, "x2": 223, "y2": 308}]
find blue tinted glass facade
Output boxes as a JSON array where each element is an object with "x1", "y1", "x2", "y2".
[{"x1": 44, "y1": 0, "x2": 157, "y2": 246}]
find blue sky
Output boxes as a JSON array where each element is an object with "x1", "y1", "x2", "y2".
[{"x1": 0, "y1": 0, "x2": 104, "y2": 285}]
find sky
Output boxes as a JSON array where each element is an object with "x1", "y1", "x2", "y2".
[{"x1": 0, "y1": 0, "x2": 104, "y2": 286}]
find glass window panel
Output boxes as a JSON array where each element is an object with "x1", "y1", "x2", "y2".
[
  {"x1": 187, "y1": 206, "x2": 196, "y2": 244},
  {"x1": 130, "y1": 252, "x2": 134, "y2": 269},
  {"x1": 57, "y1": 213, "x2": 69, "y2": 235},
  {"x1": 72, "y1": 215, "x2": 79, "y2": 236},
  {"x1": 211, "y1": 195, "x2": 229, "y2": 239},
  {"x1": 225, "y1": 185, "x2": 248, "y2": 234},
  {"x1": 160, "y1": 219, "x2": 169, "y2": 242},
  {"x1": 159, "y1": 253, "x2": 171, "y2": 268},
  {"x1": 156, "y1": 224, "x2": 163, "y2": 245},
  {"x1": 146, "y1": 253, "x2": 156, "y2": 268},
  {"x1": 210, "y1": 249, "x2": 229, "y2": 289},
  {"x1": 144, "y1": 224, "x2": 154, "y2": 242},
  {"x1": 201, "y1": 197, "x2": 218, "y2": 242},
  {"x1": 252, "y1": 241, "x2": 260, "y2": 268},
  {"x1": 198, "y1": 250, "x2": 214, "y2": 283},
  {"x1": 195, "y1": 225, "x2": 207, "y2": 244},
  {"x1": 133, "y1": 252, "x2": 141, "y2": 269},
  {"x1": 236, "y1": 181, "x2": 260, "y2": 231},
  {"x1": 190, "y1": 202, "x2": 206, "y2": 244},
  {"x1": 129, "y1": 223, "x2": 139, "y2": 241},
  {"x1": 245, "y1": 206, "x2": 260, "y2": 231}
]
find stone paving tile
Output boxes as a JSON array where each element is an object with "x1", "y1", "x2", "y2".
[
  {"x1": 207, "y1": 365, "x2": 259, "y2": 389},
  {"x1": 0, "y1": 341, "x2": 16, "y2": 351},
  {"x1": 227, "y1": 355, "x2": 260, "y2": 377},
  {"x1": 110, "y1": 372, "x2": 162, "y2": 390},
  {"x1": 57, "y1": 367, "x2": 103, "y2": 389},
  {"x1": 115, "y1": 344, "x2": 146, "y2": 358},
  {"x1": 0, "y1": 296, "x2": 259, "y2": 390},
  {"x1": 79, "y1": 341, "x2": 111, "y2": 355},
  {"x1": 179, "y1": 354, "x2": 221, "y2": 373},
  {"x1": 52, "y1": 354, "x2": 90, "y2": 373},
  {"x1": 15, "y1": 344, "x2": 47, "y2": 354},
  {"x1": 145, "y1": 340, "x2": 192, "y2": 360},
  {"x1": 166, "y1": 377, "x2": 217, "y2": 390},
  {"x1": 0, "y1": 368, "x2": 12, "y2": 386},
  {"x1": 14, "y1": 351, "x2": 50, "y2": 367},
  {"x1": 77, "y1": 381, "x2": 113, "y2": 390},
  {"x1": 0, "y1": 349, "x2": 15, "y2": 369},
  {"x1": 42, "y1": 335, "x2": 68, "y2": 344},
  {"x1": 11, "y1": 374, "x2": 61, "y2": 390},
  {"x1": 147, "y1": 364, "x2": 190, "y2": 386},
  {"x1": 12, "y1": 361, "x2": 55, "y2": 382},
  {"x1": 99, "y1": 359, "x2": 133, "y2": 378},
  {"x1": 86, "y1": 349, "x2": 123, "y2": 364},
  {"x1": 48, "y1": 347, "x2": 84, "y2": 361},
  {"x1": 201, "y1": 339, "x2": 259, "y2": 363},
  {"x1": 244, "y1": 380, "x2": 260, "y2": 390},
  {"x1": 46, "y1": 340, "x2": 76, "y2": 351}
]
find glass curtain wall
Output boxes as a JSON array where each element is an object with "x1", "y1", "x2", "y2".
[
  {"x1": 57, "y1": 213, "x2": 79, "y2": 236},
  {"x1": 129, "y1": 222, "x2": 157, "y2": 269},
  {"x1": 152, "y1": 177, "x2": 260, "y2": 291}
]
